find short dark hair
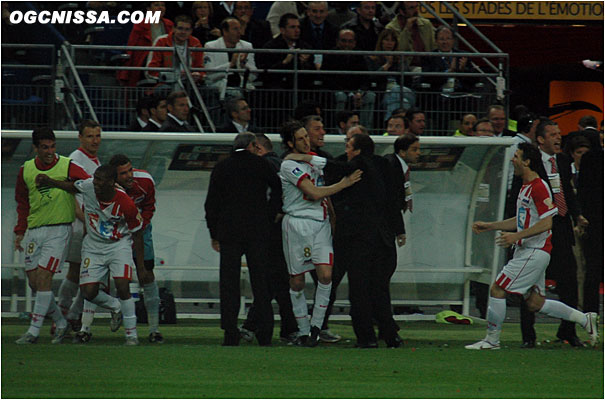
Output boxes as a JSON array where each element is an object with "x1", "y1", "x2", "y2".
[
  {"x1": 279, "y1": 13, "x2": 298, "y2": 28},
  {"x1": 108, "y1": 154, "x2": 131, "y2": 167},
  {"x1": 293, "y1": 100, "x2": 321, "y2": 121},
  {"x1": 95, "y1": 164, "x2": 117, "y2": 181},
  {"x1": 78, "y1": 119, "x2": 100, "y2": 136},
  {"x1": 225, "y1": 97, "x2": 245, "y2": 119},
  {"x1": 255, "y1": 133, "x2": 273, "y2": 152},
  {"x1": 149, "y1": 95, "x2": 166, "y2": 110},
  {"x1": 221, "y1": 16, "x2": 239, "y2": 32},
  {"x1": 233, "y1": 132, "x2": 256, "y2": 151},
  {"x1": 517, "y1": 142, "x2": 543, "y2": 176},
  {"x1": 536, "y1": 119, "x2": 557, "y2": 140},
  {"x1": 566, "y1": 136, "x2": 591, "y2": 155},
  {"x1": 135, "y1": 96, "x2": 155, "y2": 117},
  {"x1": 335, "y1": 110, "x2": 358, "y2": 126},
  {"x1": 280, "y1": 120, "x2": 305, "y2": 149},
  {"x1": 351, "y1": 133, "x2": 374, "y2": 156},
  {"x1": 387, "y1": 114, "x2": 405, "y2": 125},
  {"x1": 404, "y1": 107, "x2": 424, "y2": 128},
  {"x1": 472, "y1": 118, "x2": 492, "y2": 132},
  {"x1": 174, "y1": 15, "x2": 193, "y2": 27},
  {"x1": 300, "y1": 115, "x2": 322, "y2": 130},
  {"x1": 32, "y1": 127, "x2": 55, "y2": 146},
  {"x1": 579, "y1": 115, "x2": 598, "y2": 129},
  {"x1": 435, "y1": 25, "x2": 453, "y2": 39},
  {"x1": 167, "y1": 90, "x2": 188, "y2": 107},
  {"x1": 394, "y1": 133, "x2": 418, "y2": 154},
  {"x1": 516, "y1": 113, "x2": 536, "y2": 134}
]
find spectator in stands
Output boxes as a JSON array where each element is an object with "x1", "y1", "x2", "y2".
[
  {"x1": 327, "y1": 2, "x2": 356, "y2": 28},
  {"x1": 422, "y1": 26, "x2": 474, "y2": 92},
  {"x1": 128, "y1": 96, "x2": 154, "y2": 132},
  {"x1": 472, "y1": 118, "x2": 495, "y2": 137},
  {"x1": 143, "y1": 95, "x2": 168, "y2": 132},
  {"x1": 396, "y1": 2, "x2": 435, "y2": 68},
  {"x1": 335, "y1": 110, "x2": 360, "y2": 135},
  {"x1": 404, "y1": 108, "x2": 426, "y2": 135},
  {"x1": 487, "y1": 105, "x2": 515, "y2": 137},
  {"x1": 385, "y1": 114, "x2": 406, "y2": 136},
  {"x1": 301, "y1": 115, "x2": 332, "y2": 159},
  {"x1": 257, "y1": 13, "x2": 315, "y2": 90},
  {"x1": 563, "y1": 115, "x2": 601, "y2": 151},
  {"x1": 367, "y1": 29, "x2": 416, "y2": 120},
  {"x1": 453, "y1": 113, "x2": 477, "y2": 136},
  {"x1": 293, "y1": 100, "x2": 322, "y2": 121},
  {"x1": 234, "y1": 1, "x2": 273, "y2": 50},
  {"x1": 266, "y1": 1, "x2": 307, "y2": 37},
  {"x1": 204, "y1": 17, "x2": 257, "y2": 98},
  {"x1": 160, "y1": 91, "x2": 195, "y2": 132},
  {"x1": 146, "y1": 15, "x2": 205, "y2": 85},
  {"x1": 567, "y1": 136, "x2": 591, "y2": 189},
  {"x1": 213, "y1": 1, "x2": 235, "y2": 27},
  {"x1": 300, "y1": 1, "x2": 339, "y2": 63},
  {"x1": 191, "y1": 1, "x2": 221, "y2": 45},
  {"x1": 218, "y1": 97, "x2": 255, "y2": 133},
  {"x1": 322, "y1": 29, "x2": 376, "y2": 129},
  {"x1": 341, "y1": 1, "x2": 382, "y2": 52},
  {"x1": 118, "y1": 2, "x2": 173, "y2": 87},
  {"x1": 164, "y1": 2, "x2": 192, "y2": 22}
]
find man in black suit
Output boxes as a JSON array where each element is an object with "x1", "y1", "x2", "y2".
[
  {"x1": 142, "y1": 95, "x2": 167, "y2": 132},
  {"x1": 204, "y1": 132, "x2": 282, "y2": 346},
  {"x1": 521, "y1": 120, "x2": 589, "y2": 347},
  {"x1": 217, "y1": 97, "x2": 255, "y2": 133},
  {"x1": 160, "y1": 91, "x2": 196, "y2": 132},
  {"x1": 487, "y1": 105, "x2": 515, "y2": 137},
  {"x1": 128, "y1": 96, "x2": 154, "y2": 132},
  {"x1": 299, "y1": 1, "x2": 339, "y2": 53},
  {"x1": 562, "y1": 115, "x2": 601, "y2": 152}
]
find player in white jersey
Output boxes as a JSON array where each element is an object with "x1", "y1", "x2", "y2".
[
  {"x1": 37, "y1": 165, "x2": 145, "y2": 345},
  {"x1": 56, "y1": 120, "x2": 102, "y2": 337},
  {"x1": 279, "y1": 120, "x2": 362, "y2": 346},
  {"x1": 466, "y1": 143, "x2": 599, "y2": 350}
]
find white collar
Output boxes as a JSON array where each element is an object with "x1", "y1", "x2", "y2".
[
  {"x1": 232, "y1": 120, "x2": 248, "y2": 133},
  {"x1": 149, "y1": 118, "x2": 162, "y2": 128},
  {"x1": 540, "y1": 148, "x2": 556, "y2": 163},
  {"x1": 395, "y1": 153, "x2": 409, "y2": 174},
  {"x1": 137, "y1": 116, "x2": 147, "y2": 128},
  {"x1": 168, "y1": 113, "x2": 185, "y2": 126}
]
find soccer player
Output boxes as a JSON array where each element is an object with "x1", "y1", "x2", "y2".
[
  {"x1": 57, "y1": 120, "x2": 102, "y2": 338},
  {"x1": 465, "y1": 143, "x2": 599, "y2": 350},
  {"x1": 109, "y1": 154, "x2": 163, "y2": 344},
  {"x1": 279, "y1": 120, "x2": 362, "y2": 346},
  {"x1": 14, "y1": 128, "x2": 89, "y2": 344},
  {"x1": 37, "y1": 165, "x2": 145, "y2": 345}
]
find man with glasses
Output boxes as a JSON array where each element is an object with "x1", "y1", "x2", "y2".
[{"x1": 147, "y1": 15, "x2": 205, "y2": 84}]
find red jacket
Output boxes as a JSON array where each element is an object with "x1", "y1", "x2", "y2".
[
  {"x1": 146, "y1": 33, "x2": 205, "y2": 80},
  {"x1": 117, "y1": 18, "x2": 174, "y2": 87}
]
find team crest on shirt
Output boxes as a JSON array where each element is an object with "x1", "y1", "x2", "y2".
[
  {"x1": 543, "y1": 197, "x2": 554, "y2": 209},
  {"x1": 291, "y1": 167, "x2": 303, "y2": 177}
]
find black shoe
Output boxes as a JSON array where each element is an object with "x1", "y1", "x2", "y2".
[
  {"x1": 222, "y1": 331, "x2": 240, "y2": 346},
  {"x1": 293, "y1": 334, "x2": 309, "y2": 347},
  {"x1": 306, "y1": 326, "x2": 320, "y2": 348},
  {"x1": 520, "y1": 340, "x2": 535, "y2": 349},
  {"x1": 386, "y1": 335, "x2": 403, "y2": 349},
  {"x1": 149, "y1": 332, "x2": 164, "y2": 344},
  {"x1": 355, "y1": 341, "x2": 378, "y2": 348},
  {"x1": 556, "y1": 334, "x2": 586, "y2": 348}
]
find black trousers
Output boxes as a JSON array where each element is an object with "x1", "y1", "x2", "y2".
[
  {"x1": 582, "y1": 219, "x2": 603, "y2": 313},
  {"x1": 219, "y1": 237, "x2": 274, "y2": 345}
]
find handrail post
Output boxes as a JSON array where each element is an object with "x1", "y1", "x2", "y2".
[
  {"x1": 61, "y1": 42, "x2": 99, "y2": 122},
  {"x1": 293, "y1": 49, "x2": 299, "y2": 110}
]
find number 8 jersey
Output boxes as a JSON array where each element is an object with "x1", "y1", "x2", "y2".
[{"x1": 75, "y1": 178, "x2": 143, "y2": 245}]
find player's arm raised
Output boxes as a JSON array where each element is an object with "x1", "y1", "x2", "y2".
[
  {"x1": 298, "y1": 169, "x2": 363, "y2": 201},
  {"x1": 472, "y1": 217, "x2": 516, "y2": 234}
]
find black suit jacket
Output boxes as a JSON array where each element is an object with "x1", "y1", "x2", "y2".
[
  {"x1": 142, "y1": 121, "x2": 162, "y2": 132},
  {"x1": 548, "y1": 152, "x2": 581, "y2": 247},
  {"x1": 205, "y1": 150, "x2": 282, "y2": 242},
  {"x1": 217, "y1": 120, "x2": 257, "y2": 134},
  {"x1": 299, "y1": 17, "x2": 339, "y2": 50},
  {"x1": 258, "y1": 35, "x2": 315, "y2": 89},
  {"x1": 127, "y1": 119, "x2": 143, "y2": 132},
  {"x1": 321, "y1": 48, "x2": 371, "y2": 92},
  {"x1": 578, "y1": 149, "x2": 603, "y2": 224},
  {"x1": 160, "y1": 115, "x2": 196, "y2": 132},
  {"x1": 563, "y1": 128, "x2": 601, "y2": 152}
]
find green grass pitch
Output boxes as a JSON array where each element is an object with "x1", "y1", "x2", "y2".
[{"x1": 2, "y1": 319, "x2": 603, "y2": 398}]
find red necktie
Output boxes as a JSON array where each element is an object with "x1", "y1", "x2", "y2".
[
  {"x1": 550, "y1": 157, "x2": 567, "y2": 217},
  {"x1": 405, "y1": 169, "x2": 413, "y2": 212}
]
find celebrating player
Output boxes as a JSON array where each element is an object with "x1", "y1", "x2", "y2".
[
  {"x1": 465, "y1": 143, "x2": 599, "y2": 350},
  {"x1": 280, "y1": 120, "x2": 362, "y2": 346}
]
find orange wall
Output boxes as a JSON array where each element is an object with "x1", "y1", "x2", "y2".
[{"x1": 549, "y1": 81, "x2": 604, "y2": 135}]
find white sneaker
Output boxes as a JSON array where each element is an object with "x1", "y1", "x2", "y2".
[
  {"x1": 15, "y1": 332, "x2": 38, "y2": 345},
  {"x1": 51, "y1": 324, "x2": 71, "y2": 344},
  {"x1": 110, "y1": 310, "x2": 123, "y2": 332},
  {"x1": 319, "y1": 329, "x2": 342, "y2": 343},
  {"x1": 583, "y1": 312, "x2": 599, "y2": 347},
  {"x1": 465, "y1": 339, "x2": 500, "y2": 350},
  {"x1": 124, "y1": 336, "x2": 139, "y2": 346}
]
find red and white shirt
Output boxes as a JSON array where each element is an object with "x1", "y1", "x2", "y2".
[
  {"x1": 74, "y1": 178, "x2": 143, "y2": 244},
  {"x1": 122, "y1": 169, "x2": 156, "y2": 228},
  {"x1": 516, "y1": 177, "x2": 558, "y2": 253},
  {"x1": 280, "y1": 155, "x2": 328, "y2": 222}
]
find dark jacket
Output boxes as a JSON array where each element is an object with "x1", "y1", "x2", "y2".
[
  {"x1": 421, "y1": 49, "x2": 477, "y2": 91},
  {"x1": 257, "y1": 35, "x2": 315, "y2": 89},
  {"x1": 217, "y1": 120, "x2": 257, "y2": 134},
  {"x1": 299, "y1": 17, "x2": 339, "y2": 50},
  {"x1": 321, "y1": 48, "x2": 371, "y2": 92},
  {"x1": 563, "y1": 128, "x2": 601, "y2": 153},
  {"x1": 341, "y1": 15, "x2": 382, "y2": 52},
  {"x1": 241, "y1": 18, "x2": 273, "y2": 50},
  {"x1": 205, "y1": 150, "x2": 282, "y2": 242},
  {"x1": 160, "y1": 115, "x2": 196, "y2": 132}
]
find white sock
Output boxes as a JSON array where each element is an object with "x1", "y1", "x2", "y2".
[
  {"x1": 47, "y1": 297, "x2": 68, "y2": 329},
  {"x1": 290, "y1": 289, "x2": 310, "y2": 335},
  {"x1": 27, "y1": 291, "x2": 53, "y2": 337},
  {"x1": 57, "y1": 279, "x2": 79, "y2": 315},
  {"x1": 66, "y1": 290, "x2": 84, "y2": 320},
  {"x1": 90, "y1": 291, "x2": 121, "y2": 312},
  {"x1": 310, "y1": 282, "x2": 332, "y2": 329},
  {"x1": 539, "y1": 299, "x2": 587, "y2": 326},
  {"x1": 120, "y1": 298, "x2": 137, "y2": 338},
  {"x1": 485, "y1": 297, "x2": 506, "y2": 344},
  {"x1": 143, "y1": 282, "x2": 160, "y2": 334},
  {"x1": 80, "y1": 300, "x2": 97, "y2": 333}
]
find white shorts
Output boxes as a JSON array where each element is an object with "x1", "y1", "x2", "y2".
[
  {"x1": 23, "y1": 224, "x2": 71, "y2": 273},
  {"x1": 79, "y1": 237, "x2": 134, "y2": 288},
  {"x1": 495, "y1": 246, "x2": 550, "y2": 297},
  {"x1": 282, "y1": 215, "x2": 333, "y2": 276},
  {"x1": 66, "y1": 219, "x2": 84, "y2": 263}
]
